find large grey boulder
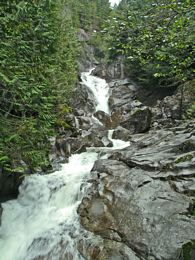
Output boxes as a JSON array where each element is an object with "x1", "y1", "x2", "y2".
[
  {"x1": 120, "y1": 106, "x2": 152, "y2": 134},
  {"x1": 109, "y1": 84, "x2": 136, "y2": 112},
  {"x1": 92, "y1": 58, "x2": 125, "y2": 81},
  {"x1": 55, "y1": 136, "x2": 87, "y2": 158},
  {"x1": 112, "y1": 126, "x2": 132, "y2": 141},
  {"x1": 78, "y1": 124, "x2": 195, "y2": 260},
  {"x1": 151, "y1": 91, "x2": 192, "y2": 128},
  {"x1": 71, "y1": 83, "x2": 95, "y2": 114},
  {"x1": 93, "y1": 110, "x2": 112, "y2": 128}
]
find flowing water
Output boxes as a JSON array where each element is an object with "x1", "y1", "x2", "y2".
[
  {"x1": 0, "y1": 69, "x2": 129, "y2": 259},
  {"x1": 81, "y1": 69, "x2": 110, "y2": 114}
]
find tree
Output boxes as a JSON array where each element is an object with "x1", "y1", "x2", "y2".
[
  {"x1": 0, "y1": 0, "x2": 78, "y2": 172},
  {"x1": 103, "y1": 0, "x2": 195, "y2": 90}
]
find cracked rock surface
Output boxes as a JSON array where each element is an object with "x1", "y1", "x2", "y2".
[{"x1": 77, "y1": 122, "x2": 195, "y2": 260}]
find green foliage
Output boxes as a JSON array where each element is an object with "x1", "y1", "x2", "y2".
[
  {"x1": 63, "y1": 0, "x2": 110, "y2": 32},
  {"x1": 175, "y1": 153, "x2": 194, "y2": 163},
  {"x1": 103, "y1": 0, "x2": 195, "y2": 92},
  {"x1": 182, "y1": 241, "x2": 195, "y2": 260},
  {"x1": 0, "y1": 0, "x2": 78, "y2": 172},
  {"x1": 0, "y1": 0, "x2": 111, "y2": 173}
]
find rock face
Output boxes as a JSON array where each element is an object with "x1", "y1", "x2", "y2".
[
  {"x1": 92, "y1": 57, "x2": 125, "y2": 80},
  {"x1": 72, "y1": 83, "x2": 95, "y2": 114},
  {"x1": 107, "y1": 79, "x2": 152, "y2": 133},
  {"x1": 78, "y1": 123, "x2": 195, "y2": 260},
  {"x1": 112, "y1": 126, "x2": 132, "y2": 141},
  {"x1": 77, "y1": 28, "x2": 98, "y2": 73},
  {"x1": 0, "y1": 169, "x2": 23, "y2": 203},
  {"x1": 120, "y1": 106, "x2": 152, "y2": 134},
  {"x1": 151, "y1": 91, "x2": 192, "y2": 128},
  {"x1": 108, "y1": 82, "x2": 137, "y2": 112},
  {"x1": 93, "y1": 110, "x2": 112, "y2": 128}
]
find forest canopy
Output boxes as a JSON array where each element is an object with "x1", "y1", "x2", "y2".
[
  {"x1": 0, "y1": 0, "x2": 110, "y2": 173},
  {"x1": 103, "y1": 0, "x2": 195, "y2": 90}
]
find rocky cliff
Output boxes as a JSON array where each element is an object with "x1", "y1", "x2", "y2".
[{"x1": 72, "y1": 65, "x2": 195, "y2": 259}]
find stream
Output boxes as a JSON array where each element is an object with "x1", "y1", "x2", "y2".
[{"x1": 0, "y1": 70, "x2": 129, "y2": 259}]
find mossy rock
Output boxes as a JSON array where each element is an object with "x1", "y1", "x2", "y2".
[
  {"x1": 175, "y1": 152, "x2": 194, "y2": 164},
  {"x1": 181, "y1": 241, "x2": 195, "y2": 260}
]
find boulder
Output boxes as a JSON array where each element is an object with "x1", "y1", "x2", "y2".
[
  {"x1": 120, "y1": 106, "x2": 152, "y2": 134},
  {"x1": 0, "y1": 168, "x2": 23, "y2": 203},
  {"x1": 92, "y1": 58, "x2": 125, "y2": 81},
  {"x1": 78, "y1": 124, "x2": 195, "y2": 260},
  {"x1": 109, "y1": 84, "x2": 136, "y2": 112},
  {"x1": 77, "y1": 235, "x2": 139, "y2": 260},
  {"x1": 112, "y1": 126, "x2": 132, "y2": 141},
  {"x1": 71, "y1": 83, "x2": 95, "y2": 114},
  {"x1": 55, "y1": 136, "x2": 87, "y2": 158},
  {"x1": 151, "y1": 91, "x2": 192, "y2": 128},
  {"x1": 93, "y1": 110, "x2": 112, "y2": 128},
  {"x1": 55, "y1": 126, "x2": 113, "y2": 159},
  {"x1": 77, "y1": 116, "x2": 93, "y2": 130},
  {"x1": 82, "y1": 129, "x2": 113, "y2": 148}
]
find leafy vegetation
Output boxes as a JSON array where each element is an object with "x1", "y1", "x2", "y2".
[
  {"x1": 103, "y1": 0, "x2": 195, "y2": 107},
  {"x1": 4, "y1": 0, "x2": 194, "y2": 175},
  {"x1": 0, "y1": 0, "x2": 111, "y2": 173},
  {"x1": 0, "y1": 0, "x2": 78, "y2": 172}
]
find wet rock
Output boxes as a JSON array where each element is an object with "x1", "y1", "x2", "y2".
[
  {"x1": 82, "y1": 129, "x2": 112, "y2": 148},
  {"x1": 120, "y1": 106, "x2": 152, "y2": 134},
  {"x1": 112, "y1": 126, "x2": 132, "y2": 141},
  {"x1": 55, "y1": 136, "x2": 87, "y2": 158},
  {"x1": 74, "y1": 109, "x2": 85, "y2": 117},
  {"x1": 111, "y1": 124, "x2": 195, "y2": 171},
  {"x1": 151, "y1": 91, "x2": 192, "y2": 128},
  {"x1": 77, "y1": 116, "x2": 93, "y2": 130},
  {"x1": 101, "y1": 136, "x2": 113, "y2": 148},
  {"x1": 92, "y1": 57, "x2": 125, "y2": 81},
  {"x1": 109, "y1": 84, "x2": 136, "y2": 112},
  {"x1": 0, "y1": 168, "x2": 23, "y2": 203},
  {"x1": 77, "y1": 30, "x2": 98, "y2": 73},
  {"x1": 78, "y1": 125, "x2": 195, "y2": 260},
  {"x1": 93, "y1": 110, "x2": 112, "y2": 128},
  {"x1": 26, "y1": 229, "x2": 80, "y2": 260},
  {"x1": 79, "y1": 159, "x2": 195, "y2": 260},
  {"x1": 108, "y1": 78, "x2": 132, "y2": 88},
  {"x1": 107, "y1": 80, "x2": 152, "y2": 133},
  {"x1": 77, "y1": 234, "x2": 139, "y2": 260},
  {"x1": 110, "y1": 110, "x2": 123, "y2": 129},
  {"x1": 71, "y1": 83, "x2": 95, "y2": 114}
]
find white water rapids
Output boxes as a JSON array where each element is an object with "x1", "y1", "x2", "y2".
[
  {"x1": 81, "y1": 69, "x2": 110, "y2": 114},
  {"x1": 0, "y1": 69, "x2": 129, "y2": 260}
]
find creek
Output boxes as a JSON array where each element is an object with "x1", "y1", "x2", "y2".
[{"x1": 0, "y1": 70, "x2": 129, "y2": 260}]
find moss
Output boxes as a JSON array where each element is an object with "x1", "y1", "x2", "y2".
[
  {"x1": 161, "y1": 162, "x2": 175, "y2": 171},
  {"x1": 182, "y1": 241, "x2": 195, "y2": 260},
  {"x1": 175, "y1": 153, "x2": 194, "y2": 164}
]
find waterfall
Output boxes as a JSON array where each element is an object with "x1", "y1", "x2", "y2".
[
  {"x1": 0, "y1": 69, "x2": 129, "y2": 260},
  {"x1": 74, "y1": 116, "x2": 80, "y2": 129},
  {"x1": 0, "y1": 152, "x2": 98, "y2": 260},
  {"x1": 81, "y1": 69, "x2": 110, "y2": 114}
]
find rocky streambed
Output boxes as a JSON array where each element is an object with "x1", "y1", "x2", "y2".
[
  {"x1": 53, "y1": 68, "x2": 195, "y2": 259},
  {"x1": 77, "y1": 122, "x2": 195, "y2": 260},
  {"x1": 0, "y1": 67, "x2": 194, "y2": 260}
]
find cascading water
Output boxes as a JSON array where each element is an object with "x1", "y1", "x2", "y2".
[
  {"x1": 81, "y1": 69, "x2": 110, "y2": 114},
  {"x1": 0, "y1": 152, "x2": 98, "y2": 260},
  {"x1": 0, "y1": 69, "x2": 129, "y2": 260}
]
